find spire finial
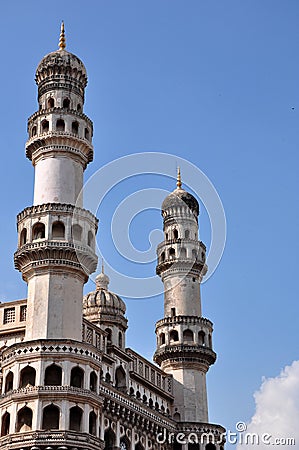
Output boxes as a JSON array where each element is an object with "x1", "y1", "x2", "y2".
[
  {"x1": 101, "y1": 258, "x2": 104, "y2": 273},
  {"x1": 59, "y1": 21, "x2": 66, "y2": 50},
  {"x1": 176, "y1": 166, "x2": 182, "y2": 189}
]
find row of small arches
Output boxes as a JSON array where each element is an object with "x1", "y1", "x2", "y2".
[
  {"x1": 1, "y1": 405, "x2": 96, "y2": 436},
  {"x1": 20, "y1": 222, "x2": 94, "y2": 247},
  {"x1": 42, "y1": 97, "x2": 82, "y2": 112},
  {"x1": 128, "y1": 387, "x2": 169, "y2": 414},
  {"x1": 165, "y1": 229, "x2": 196, "y2": 240},
  {"x1": 31, "y1": 119, "x2": 90, "y2": 140},
  {"x1": 159, "y1": 329, "x2": 212, "y2": 347},
  {"x1": 159, "y1": 248, "x2": 205, "y2": 262},
  {"x1": 4, "y1": 365, "x2": 97, "y2": 393}
]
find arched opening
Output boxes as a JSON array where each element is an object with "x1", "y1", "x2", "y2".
[
  {"x1": 180, "y1": 247, "x2": 187, "y2": 258},
  {"x1": 173, "y1": 229, "x2": 179, "y2": 239},
  {"x1": 56, "y1": 119, "x2": 65, "y2": 131},
  {"x1": 174, "y1": 442, "x2": 183, "y2": 450},
  {"x1": 63, "y1": 98, "x2": 70, "y2": 108},
  {"x1": 89, "y1": 411, "x2": 97, "y2": 436},
  {"x1": 169, "y1": 330, "x2": 179, "y2": 342},
  {"x1": 45, "y1": 364, "x2": 62, "y2": 386},
  {"x1": 165, "y1": 232, "x2": 169, "y2": 240},
  {"x1": 19, "y1": 366, "x2": 36, "y2": 388},
  {"x1": 1, "y1": 412, "x2": 10, "y2": 436},
  {"x1": 105, "y1": 372, "x2": 111, "y2": 383},
  {"x1": 115, "y1": 366, "x2": 126, "y2": 392},
  {"x1": 155, "y1": 401, "x2": 159, "y2": 411},
  {"x1": 192, "y1": 249, "x2": 197, "y2": 260},
  {"x1": 32, "y1": 222, "x2": 45, "y2": 240},
  {"x1": 171, "y1": 307, "x2": 176, "y2": 317},
  {"x1": 69, "y1": 406, "x2": 83, "y2": 432},
  {"x1": 20, "y1": 228, "x2": 27, "y2": 246},
  {"x1": 105, "y1": 328, "x2": 112, "y2": 345},
  {"x1": 206, "y1": 444, "x2": 216, "y2": 450},
  {"x1": 16, "y1": 406, "x2": 32, "y2": 432},
  {"x1": 160, "y1": 251, "x2": 165, "y2": 262},
  {"x1": 118, "y1": 331, "x2": 123, "y2": 348},
  {"x1": 185, "y1": 229, "x2": 190, "y2": 239},
  {"x1": 5, "y1": 371, "x2": 14, "y2": 393},
  {"x1": 47, "y1": 98, "x2": 55, "y2": 108},
  {"x1": 173, "y1": 412, "x2": 181, "y2": 421},
  {"x1": 198, "y1": 331, "x2": 205, "y2": 346},
  {"x1": 129, "y1": 386, "x2": 134, "y2": 396},
  {"x1": 90, "y1": 371, "x2": 97, "y2": 392},
  {"x1": 160, "y1": 333, "x2": 166, "y2": 345},
  {"x1": 104, "y1": 428, "x2": 116, "y2": 450},
  {"x1": 169, "y1": 248, "x2": 175, "y2": 259},
  {"x1": 87, "y1": 230, "x2": 94, "y2": 247},
  {"x1": 135, "y1": 443, "x2": 144, "y2": 450},
  {"x1": 85, "y1": 127, "x2": 90, "y2": 140},
  {"x1": 52, "y1": 221, "x2": 65, "y2": 239},
  {"x1": 72, "y1": 224, "x2": 82, "y2": 241},
  {"x1": 41, "y1": 119, "x2": 49, "y2": 133},
  {"x1": 70, "y1": 366, "x2": 84, "y2": 388},
  {"x1": 72, "y1": 121, "x2": 79, "y2": 135},
  {"x1": 31, "y1": 125, "x2": 37, "y2": 137},
  {"x1": 188, "y1": 444, "x2": 200, "y2": 450},
  {"x1": 77, "y1": 103, "x2": 82, "y2": 112},
  {"x1": 136, "y1": 391, "x2": 141, "y2": 400},
  {"x1": 42, "y1": 404, "x2": 60, "y2": 430},
  {"x1": 183, "y1": 329, "x2": 194, "y2": 343},
  {"x1": 148, "y1": 398, "x2": 153, "y2": 408},
  {"x1": 142, "y1": 394, "x2": 147, "y2": 404},
  {"x1": 208, "y1": 334, "x2": 212, "y2": 348}
]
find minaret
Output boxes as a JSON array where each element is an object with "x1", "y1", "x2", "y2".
[
  {"x1": 14, "y1": 23, "x2": 98, "y2": 341},
  {"x1": 154, "y1": 169, "x2": 216, "y2": 423}
]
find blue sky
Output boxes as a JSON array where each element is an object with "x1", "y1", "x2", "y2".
[{"x1": 0, "y1": 0, "x2": 299, "y2": 441}]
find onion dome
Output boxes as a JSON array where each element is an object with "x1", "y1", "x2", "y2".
[
  {"x1": 162, "y1": 168, "x2": 199, "y2": 216},
  {"x1": 83, "y1": 265, "x2": 126, "y2": 322},
  {"x1": 35, "y1": 22, "x2": 88, "y2": 95}
]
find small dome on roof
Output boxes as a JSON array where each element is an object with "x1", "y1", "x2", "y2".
[{"x1": 162, "y1": 168, "x2": 199, "y2": 216}]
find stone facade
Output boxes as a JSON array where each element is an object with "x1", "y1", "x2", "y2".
[{"x1": 0, "y1": 24, "x2": 225, "y2": 450}]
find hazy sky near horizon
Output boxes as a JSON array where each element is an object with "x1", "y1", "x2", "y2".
[{"x1": 0, "y1": 1, "x2": 299, "y2": 444}]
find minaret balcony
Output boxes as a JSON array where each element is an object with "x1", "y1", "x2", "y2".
[
  {"x1": 28, "y1": 107, "x2": 93, "y2": 129},
  {"x1": 153, "y1": 343, "x2": 217, "y2": 368}
]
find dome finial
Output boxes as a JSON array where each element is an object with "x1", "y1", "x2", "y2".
[
  {"x1": 59, "y1": 21, "x2": 66, "y2": 50},
  {"x1": 176, "y1": 166, "x2": 182, "y2": 189}
]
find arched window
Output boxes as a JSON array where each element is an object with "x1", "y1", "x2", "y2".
[
  {"x1": 45, "y1": 364, "x2": 62, "y2": 386},
  {"x1": 52, "y1": 221, "x2": 65, "y2": 239},
  {"x1": 105, "y1": 328, "x2": 112, "y2": 345},
  {"x1": 56, "y1": 119, "x2": 65, "y2": 131},
  {"x1": 160, "y1": 333, "x2": 166, "y2": 345},
  {"x1": 69, "y1": 406, "x2": 83, "y2": 431},
  {"x1": 208, "y1": 334, "x2": 212, "y2": 348},
  {"x1": 16, "y1": 406, "x2": 32, "y2": 432},
  {"x1": 136, "y1": 391, "x2": 141, "y2": 400},
  {"x1": 183, "y1": 329, "x2": 194, "y2": 343},
  {"x1": 165, "y1": 232, "x2": 168, "y2": 240},
  {"x1": 169, "y1": 248, "x2": 175, "y2": 258},
  {"x1": 87, "y1": 230, "x2": 94, "y2": 247},
  {"x1": 104, "y1": 428, "x2": 116, "y2": 450},
  {"x1": 180, "y1": 247, "x2": 187, "y2": 258},
  {"x1": 192, "y1": 249, "x2": 197, "y2": 260},
  {"x1": 47, "y1": 98, "x2": 55, "y2": 108},
  {"x1": 1, "y1": 412, "x2": 10, "y2": 436},
  {"x1": 105, "y1": 372, "x2": 111, "y2": 383},
  {"x1": 19, "y1": 366, "x2": 36, "y2": 388},
  {"x1": 118, "y1": 331, "x2": 123, "y2": 348},
  {"x1": 41, "y1": 119, "x2": 49, "y2": 133},
  {"x1": 198, "y1": 331, "x2": 206, "y2": 346},
  {"x1": 31, "y1": 125, "x2": 37, "y2": 137},
  {"x1": 32, "y1": 222, "x2": 45, "y2": 240},
  {"x1": 90, "y1": 371, "x2": 97, "y2": 392},
  {"x1": 77, "y1": 104, "x2": 82, "y2": 112},
  {"x1": 129, "y1": 386, "x2": 134, "y2": 396},
  {"x1": 20, "y1": 228, "x2": 27, "y2": 246},
  {"x1": 85, "y1": 127, "x2": 90, "y2": 140},
  {"x1": 72, "y1": 121, "x2": 79, "y2": 135},
  {"x1": 169, "y1": 330, "x2": 179, "y2": 342},
  {"x1": 42, "y1": 404, "x2": 60, "y2": 430},
  {"x1": 160, "y1": 252, "x2": 165, "y2": 262},
  {"x1": 173, "y1": 412, "x2": 181, "y2": 421},
  {"x1": 72, "y1": 224, "x2": 82, "y2": 241},
  {"x1": 206, "y1": 444, "x2": 216, "y2": 450},
  {"x1": 5, "y1": 371, "x2": 14, "y2": 393},
  {"x1": 173, "y1": 229, "x2": 179, "y2": 239},
  {"x1": 89, "y1": 411, "x2": 97, "y2": 436},
  {"x1": 63, "y1": 98, "x2": 70, "y2": 108},
  {"x1": 155, "y1": 401, "x2": 159, "y2": 411},
  {"x1": 142, "y1": 394, "x2": 147, "y2": 404},
  {"x1": 115, "y1": 366, "x2": 126, "y2": 391},
  {"x1": 185, "y1": 229, "x2": 190, "y2": 239},
  {"x1": 148, "y1": 398, "x2": 153, "y2": 408},
  {"x1": 70, "y1": 366, "x2": 84, "y2": 388}
]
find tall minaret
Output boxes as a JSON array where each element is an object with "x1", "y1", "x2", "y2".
[
  {"x1": 14, "y1": 23, "x2": 98, "y2": 341},
  {"x1": 154, "y1": 169, "x2": 216, "y2": 423}
]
